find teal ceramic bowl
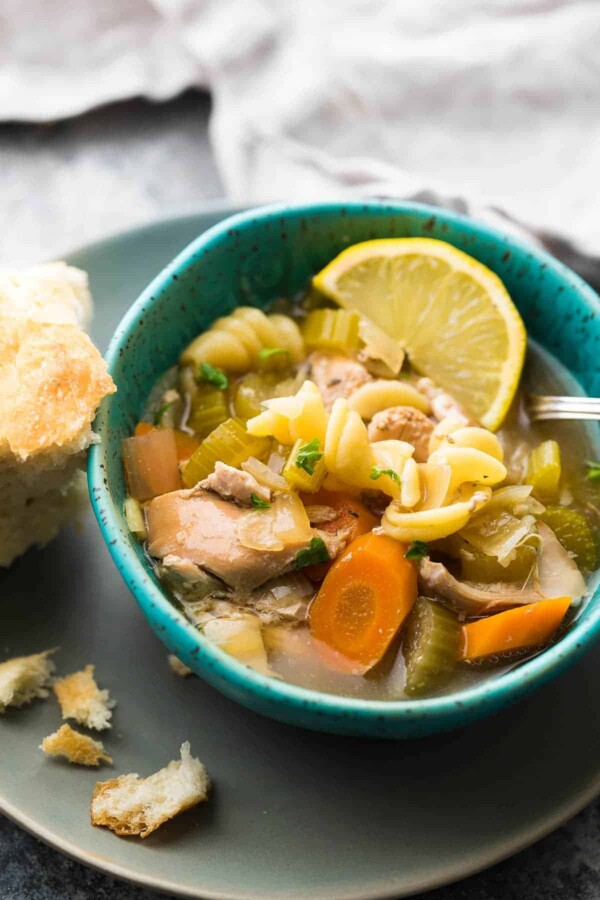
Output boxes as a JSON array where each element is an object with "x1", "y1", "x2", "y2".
[{"x1": 89, "y1": 201, "x2": 600, "y2": 738}]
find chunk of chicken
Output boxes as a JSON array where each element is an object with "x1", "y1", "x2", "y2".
[
  {"x1": 417, "y1": 558, "x2": 541, "y2": 617},
  {"x1": 200, "y1": 461, "x2": 270, "y2": 506},
  {"x1": 416, "y1": 377, "x2": 474, "y2": 426},
  {"x1": 146, "y1": 489, "x2": 342, "y2": 591},
  {"x1": 308, "y1": 351, "x2": 371, "y2": 410},
  {"x1": 368, "y1": 406, "x2": 434, "y2": 462},
  {"x1": 157, "y1": 554, "x2": 224, "y2": 602}
]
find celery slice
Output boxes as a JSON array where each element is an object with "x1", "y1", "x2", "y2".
[
  {"x1": 283, "y1": 438, "x2": 327, "y2": 492},
  {"x1": 182, "y1": 418, "x2": 271, "y2": 487},
  {"x1": 402, "y1": 597, "x2": 461, "y2": 695},
  {"x1": 187, "y1": 384, "x2": 229, "y2": 439},
  {"x1": 233, "y1": 372, "x2": 297, "y2": 420},
  {"x1": 124, "y1": 496, "x2": 147, "y2": 541},
  {"x1": 525, "y1": 440, "x2": 561, "y2": 499},
  {"x1": 302, "y1": 309, "x2": 361, "y2": 353},
  {"x1": 541, "y1": 505, "x2": 597, "y2": 571},
  {"x1": 460, "y1": 545, "x2": 537, "y2": 583}
]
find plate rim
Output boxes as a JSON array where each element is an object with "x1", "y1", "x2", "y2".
[
  {"x1": 2, "y1": 772, "x2": 599, "y2": 900},
  {"x1": 2, "y1": 205, "x2": 599, "y2": 900}
]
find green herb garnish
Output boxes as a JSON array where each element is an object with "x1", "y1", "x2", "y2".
[
  {"x1": 296, "y1": 438, "x2": 323, "y2": 475},
  {"x1": 370, "y1": 466, "x2": 401, "y2": 485},
  {"x1": 198, "y1": 362, "x2": 228, "y2": 390},
  {"x1": 294, "y1": 537, "x2": 330, "y2": 570},
  {"x1": 586, "y1": 460, "x2": 600, "y2": 483},
  {"x1": 250, "y1": 493, "x2": 270, "y2": 509},
  {"x1": 404, "y1": 540, "x2": 429, "y2": 560},
  {"x1": 258, "y1": 347, "x2": 289, "y2": 361},
  {"x1": 153, "y1": 401, "x2": 175, "y2": 426}
]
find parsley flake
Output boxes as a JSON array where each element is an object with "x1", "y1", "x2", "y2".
[
  {"x1": 258, "y1": 347, "x2": 289, "y2": 361},
  {"x1": 294, "y1": 537, "x2": 330, "y2": 570},
  {"x1": 404, "y1": 540, "x2": 429, "y2": 560},
  {"x1": 296, "y1": 438, "x2": 323, "y2": 475},
  {"x1": 153, "y1": 401, "x2": 175, "y2": 426},
  {"x1": 370, "y1": 466, "x2": 401, "y2": 485},
  {"x1": 198, "y1": 362, "x2": 228, "y2": 390},
  {"x1": 586, "y1": 460, "x2": 600, "y2": 483},
  {"x1": 250, "y1": 493, "x2": 270, "y2": 509}
]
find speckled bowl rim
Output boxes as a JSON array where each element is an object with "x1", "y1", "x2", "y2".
[{"x1": 89, "y1": 200, "x2": 600, "y2": 730}]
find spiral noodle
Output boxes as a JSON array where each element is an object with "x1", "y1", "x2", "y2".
[
  {"x1": 181, "y1": 307, "x2": 306, "y2": 373},
  {"x1": 383, "y1": 485, "x2": 492, "y2": 542},
  {"x1": 324, "y1": 399, "x2": 413, "y2": 500},
  {"x1": 246, "y1": 380, "x2": 327, "y2": 444},
  {"x1": 383, "y1": 425, "x2": 505, "y2": 541}
]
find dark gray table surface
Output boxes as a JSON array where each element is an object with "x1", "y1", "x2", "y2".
[{"x1": 1, "y1": 89, "x2": 600, "y2": 900}]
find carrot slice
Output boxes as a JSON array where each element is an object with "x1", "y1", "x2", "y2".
[
  {"x1": 122, "y1": 429, "x2": 181, "y2": 501},
  {"x1": 173, "y1": 430, "x2": 201, "y2": 462},
  {"x1": 135, "y1": 421, "x2": 155, "y2": 437},
  {"x1": 309, "y1": 532, "x2": 417, "y2": 673},
  {"x1": 461, "y1": 597, "x2": 572, "y2": 662},
  {"x1": 134, "y1": 423, "x2": 200, "y2": 462},
  {"x1": 300, "y1": 490, "x2": 378, "y2": 581}
]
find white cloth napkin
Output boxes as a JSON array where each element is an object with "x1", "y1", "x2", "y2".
[{"x1": 2, "y1": 0, "x2": 599, "y2": 277}]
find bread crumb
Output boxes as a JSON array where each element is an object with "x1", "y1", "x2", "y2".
[
  {"x1": 53, "y1": 665, "x2": 115, "y2": 730},
  {"x1": 167, "y1": 654, "x2": 193, "y2": 678},
  {"x1": 0, "y1": 649, "x2": 56, "y2": 712},
  {"x1": 40, "y1": 724, "x2": 112, "y2": 767},
  {"x1": 91, "y1": 742, "x2": 209, "y2": 838}
]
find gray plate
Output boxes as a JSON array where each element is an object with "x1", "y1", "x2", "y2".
[{"x1": 1, "y1": 209, "x2": 600, "y2": 900}]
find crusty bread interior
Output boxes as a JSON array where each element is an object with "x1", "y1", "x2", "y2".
[
  {"x1": 53, "y1": 664, "x2": 115, "y2": 731},
  {"x1": 0, "y1": 649, "x2": 56, "y2": 712},
  {"x1": 41, "y1": 724, "x2": 112, "y2": 767},
  {"x1": 91, "y1": 742, "x2": 210, "y2": 838}
]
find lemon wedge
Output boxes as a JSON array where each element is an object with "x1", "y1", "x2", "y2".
[{"x1": 313, "y1": 238, "x2": 526, "y2": 431}]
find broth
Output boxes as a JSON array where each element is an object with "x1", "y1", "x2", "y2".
[{"x1": 125, "y1": 293, "x2": 599, "y2": 702}]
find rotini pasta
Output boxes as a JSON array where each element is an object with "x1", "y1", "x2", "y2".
[
  {"x1": 382, "y1": 485, "x2": 492, "y2": 542},
  {"x1": 432, "y1": 425, "x2": 504, "y2": 461},
  {"x1": 428, "y1": 446, "x2": 507, "y2": 499},
  {"x1": 246, "y1": 380, "x2": 327, "y2": 444},
  {"x1": 324, "y1": 399, "x2": 413, "y2": 500},
  {"x1": 348, "y1": 380, "x2": 430, "y2": 419},
  {"x1": 180, "y1": 307, "x2": 306, "y2": 373}
]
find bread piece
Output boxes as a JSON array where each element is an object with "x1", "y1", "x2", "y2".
[
  {"x1": 167, "y1": 654, "x2": 194, "y2": 678},
  {"x1": 91, "y1": 742, "x2": 210, "y2": 838},
  {"x1": 53, "y1": 665, "x2": 115, "y2": 731},
  {"x1": 0, "y1": 649, "x2": 56, "y2": 712},
  {"x1": 0, "y1": 262, "x2": 92, "y2": 328},
  {"x1": 40, "y1": 724, "x2": 112, "y2": 767},
  {"x1": 0, "y1": 262, "x2": 115, "y2": 567}
]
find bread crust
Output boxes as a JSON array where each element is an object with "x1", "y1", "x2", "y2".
[
  {"x1": 53, "y1": 665, "x2": 115, "y2": 730},
  {"x1": 91, "y1": 742, "x2": 210, "y2": 838},
  {"x1": 41, "y1": 724, "x2": 112, "y2": 767},
  {"x1": 0, "y1": 317, "x2": 115, "y2": 461}
]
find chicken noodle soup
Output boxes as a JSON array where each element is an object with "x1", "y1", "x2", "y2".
[{"x1": 121, "y1": 238, "x2": 598, "y2": 700}]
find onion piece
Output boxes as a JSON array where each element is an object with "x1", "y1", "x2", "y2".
[
  {"x1": 203, "y1": 614, "x2": 272, "y2": 676},
  {"x1": 460, "y1": 511, "x2": 539, "y2": 567},
  {"x1": 478, "y1": 484, "x2": 545, "y2": 517},
  {"x1": 242, "y1": 456, "x2": 288, "y2": 491},
  {"x1": 358, "y1": 318, "x2": 405, "y2": 376},
  {"x1": 536, "y1": 522, "x2": 586, "y2": 602},
  {"x1": 236, "y1": 492, "x2": 313, "y2": 551},
  {"x1": 245, "y1": 573, "x2": 314, "y2": 624}
]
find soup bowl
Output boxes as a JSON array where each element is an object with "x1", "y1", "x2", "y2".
[{"x1": 89, "y1": 201, "x2": 600, "y2": 738}]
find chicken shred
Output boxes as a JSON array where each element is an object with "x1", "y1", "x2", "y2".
[
  {"x1": 368, "y1": 406, "x2": 434, "y2": 462},
  {"x1": 308, "y1": 351, "x2": 372, "y2": 410}
]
